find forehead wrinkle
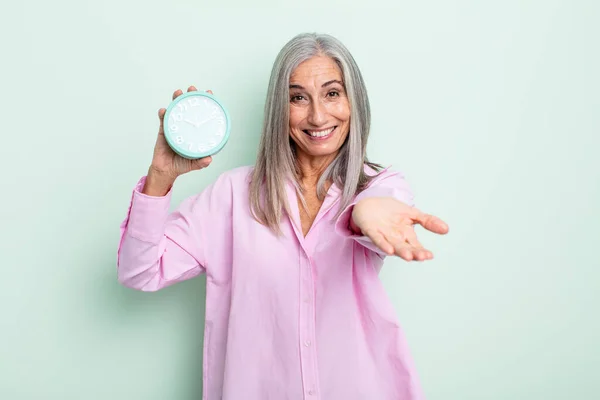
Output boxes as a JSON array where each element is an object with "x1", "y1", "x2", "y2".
[{"x1": 290, "y1": 57, "x2": 343, "y2": 89}]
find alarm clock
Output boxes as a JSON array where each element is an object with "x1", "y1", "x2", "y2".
[{"x1": 163, "y1": 91, "x2": 231, "y2": 159}]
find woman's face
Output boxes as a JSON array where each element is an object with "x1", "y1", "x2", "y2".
[{"x1": 288, "y1": 55, "x2": 351, "y2": 164}]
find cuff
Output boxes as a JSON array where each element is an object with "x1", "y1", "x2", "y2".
[
  {"x1": 334, "y1": 199, "x2": 386, "y2": 256},
  {"x1": 124, "y1": 176, "x2": 173, "y2": 243}
]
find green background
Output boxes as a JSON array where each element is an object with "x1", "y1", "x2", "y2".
[{"x1": 1, "y1": 1, "x2": 598, "y2": 399}]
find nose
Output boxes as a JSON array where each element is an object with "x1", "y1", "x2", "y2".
[{"x1": 307, "y1": 99, "x2": 327, "y2": 127}]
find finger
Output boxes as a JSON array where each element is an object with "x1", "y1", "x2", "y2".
[
  {"x1": 384, "y1": 229, "x2": 431, "y2": 262},
  {"x1": 404, "y1": 231, "x2": 433, "y2": 261},
  {"x1": 172, "y1": 89, "x2": 183, "y2": 100},
  {"x1": 206, "y1": 89, "x2": 213, "y2": 94},
  {"x1": 191, "y1": 156, "x2": 212, "y2": 170},
  {"x1": 158, "y1": 108, "x2": 166, "y2": 132},
  {"x1": 411, "y1": 246, "x2": 432, "y2": 261},
  {"x1": 187, "y1": 85, "x2": 197, "y2": 92},
  {"x1": 363, "y1": 228, "x2": 394, "y2": 256},
  {"x1": 396, "y1": 245, "x2": 415, "y2": 261},
  {"x1": 382, "y1": 230, "x2": 414, "y2": 261},
  {"x1": 396, "y1": 243, "x2": 428, "y2": 262},
  {"x1": 413, "y1": 211, "x2": 449, "y2": 235}
]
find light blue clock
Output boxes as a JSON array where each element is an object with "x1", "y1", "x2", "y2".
[{"x1": 163, "y1": 91, "x2": 231, "y2": 159}]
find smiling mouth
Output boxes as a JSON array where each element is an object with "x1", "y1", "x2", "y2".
[{"x1": 303, "y1": 126, "x2": 337, "y2": 138}]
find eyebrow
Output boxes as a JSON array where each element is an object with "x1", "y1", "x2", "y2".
[{"x1": 289, "y1": 80, "x2": 344, "y2": 90}]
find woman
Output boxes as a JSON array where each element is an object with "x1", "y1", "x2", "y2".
[{"x1": 117, "y1": 33, "x2": 448, "y2": 399}]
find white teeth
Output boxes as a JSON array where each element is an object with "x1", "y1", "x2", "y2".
[{"x1": 307, "y1": 127, "x2": 334, "y2": 137}]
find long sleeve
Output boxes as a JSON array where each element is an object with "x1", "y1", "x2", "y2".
[
  {"x1": 116, "y1": 176, "x2": 211, "y2": 292},
  {"x1": 334, "y1": 167, "x2": 415, "y2": 258}
]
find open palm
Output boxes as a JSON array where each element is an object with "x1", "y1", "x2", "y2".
[{"x1": 351, "y1": 197, "x2": 449, "y2": 261}]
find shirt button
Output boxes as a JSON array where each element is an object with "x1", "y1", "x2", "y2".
[
  {"x1": 304, "y1": 340, "x2": 311, "y2": 347},
  {"x1": 308, "y1": 390, "x2": 315, "y2": 395}
]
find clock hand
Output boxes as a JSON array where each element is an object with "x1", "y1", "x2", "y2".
[
  {"x1": 196, "y1": 115, "x2": 216, "y2": 126},
  {"x1": 183, "y1": 118, "x2": 199, "y2": 127}
]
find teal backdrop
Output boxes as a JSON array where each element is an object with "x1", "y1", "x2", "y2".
[{"x1": 1, "y1": 1, "x2": 598, "y2": 399}]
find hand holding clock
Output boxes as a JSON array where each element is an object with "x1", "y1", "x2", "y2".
[{"x1": 142, "y1": 86, "x2": 213, "y2": 197}]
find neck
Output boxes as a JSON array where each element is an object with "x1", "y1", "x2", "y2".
[{"x1": 296, "y1": 152, "x2": 337, "y2": 190}]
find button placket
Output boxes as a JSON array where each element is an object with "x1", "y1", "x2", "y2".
[{"x1": 299, "y1": 253, "x2": 319, "y2": 399}]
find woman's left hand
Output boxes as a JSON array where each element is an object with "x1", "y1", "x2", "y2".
[{"x1": 351, "y1": 197, "x2": 449, "y2": 261}]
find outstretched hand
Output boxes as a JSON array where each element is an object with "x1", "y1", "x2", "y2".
[{"x1": 351, "y1": 197, "x2": 449, "y2": 261}]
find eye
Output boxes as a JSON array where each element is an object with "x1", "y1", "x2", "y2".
[
  {"x1": 290, "y1": 95, "x2": 305, "y2": 102},
  {"x1": 327, "y1": 91, "x2": 340, "y2": 97}
]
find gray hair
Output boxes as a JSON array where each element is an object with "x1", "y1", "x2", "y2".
[{"x1": 249, "y1": 32, "x2": 382, "y2": 234}]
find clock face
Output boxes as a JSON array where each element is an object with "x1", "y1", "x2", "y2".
[{"x1": 163, "y1": 92, "x2": 230, "y2": 159}]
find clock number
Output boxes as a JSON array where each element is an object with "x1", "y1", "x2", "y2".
[
  {"x1": 169, "y1": 124, "x2": 179, "y2": 132},
  {"x1": 176, "y1": 136, "x2": 184, "y2": 144},
  {"x1": 176, "y1": 103, "x2": 189, "y2": 112},
  {"x1": 188, "y1": 143, "x2": 194, "y2": 151},
  {"x1": 171, "y1": 113, "x2": 183, "y2": 122},
  {"x1": 188, "y1": 98, "x2": 201, "y2": 107}
]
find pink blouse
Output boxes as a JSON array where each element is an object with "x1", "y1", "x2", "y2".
[{"x1": 117, "y1": 165, "x2": 425, "y2": 400}]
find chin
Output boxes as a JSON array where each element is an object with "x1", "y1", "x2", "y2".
[{"x1": 300, "y1": 144, "x2": 343, "y2": 159}]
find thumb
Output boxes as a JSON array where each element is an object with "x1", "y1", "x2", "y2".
[{"x1": 414, "y1": 211, "x2": 449, "y2": 235}]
